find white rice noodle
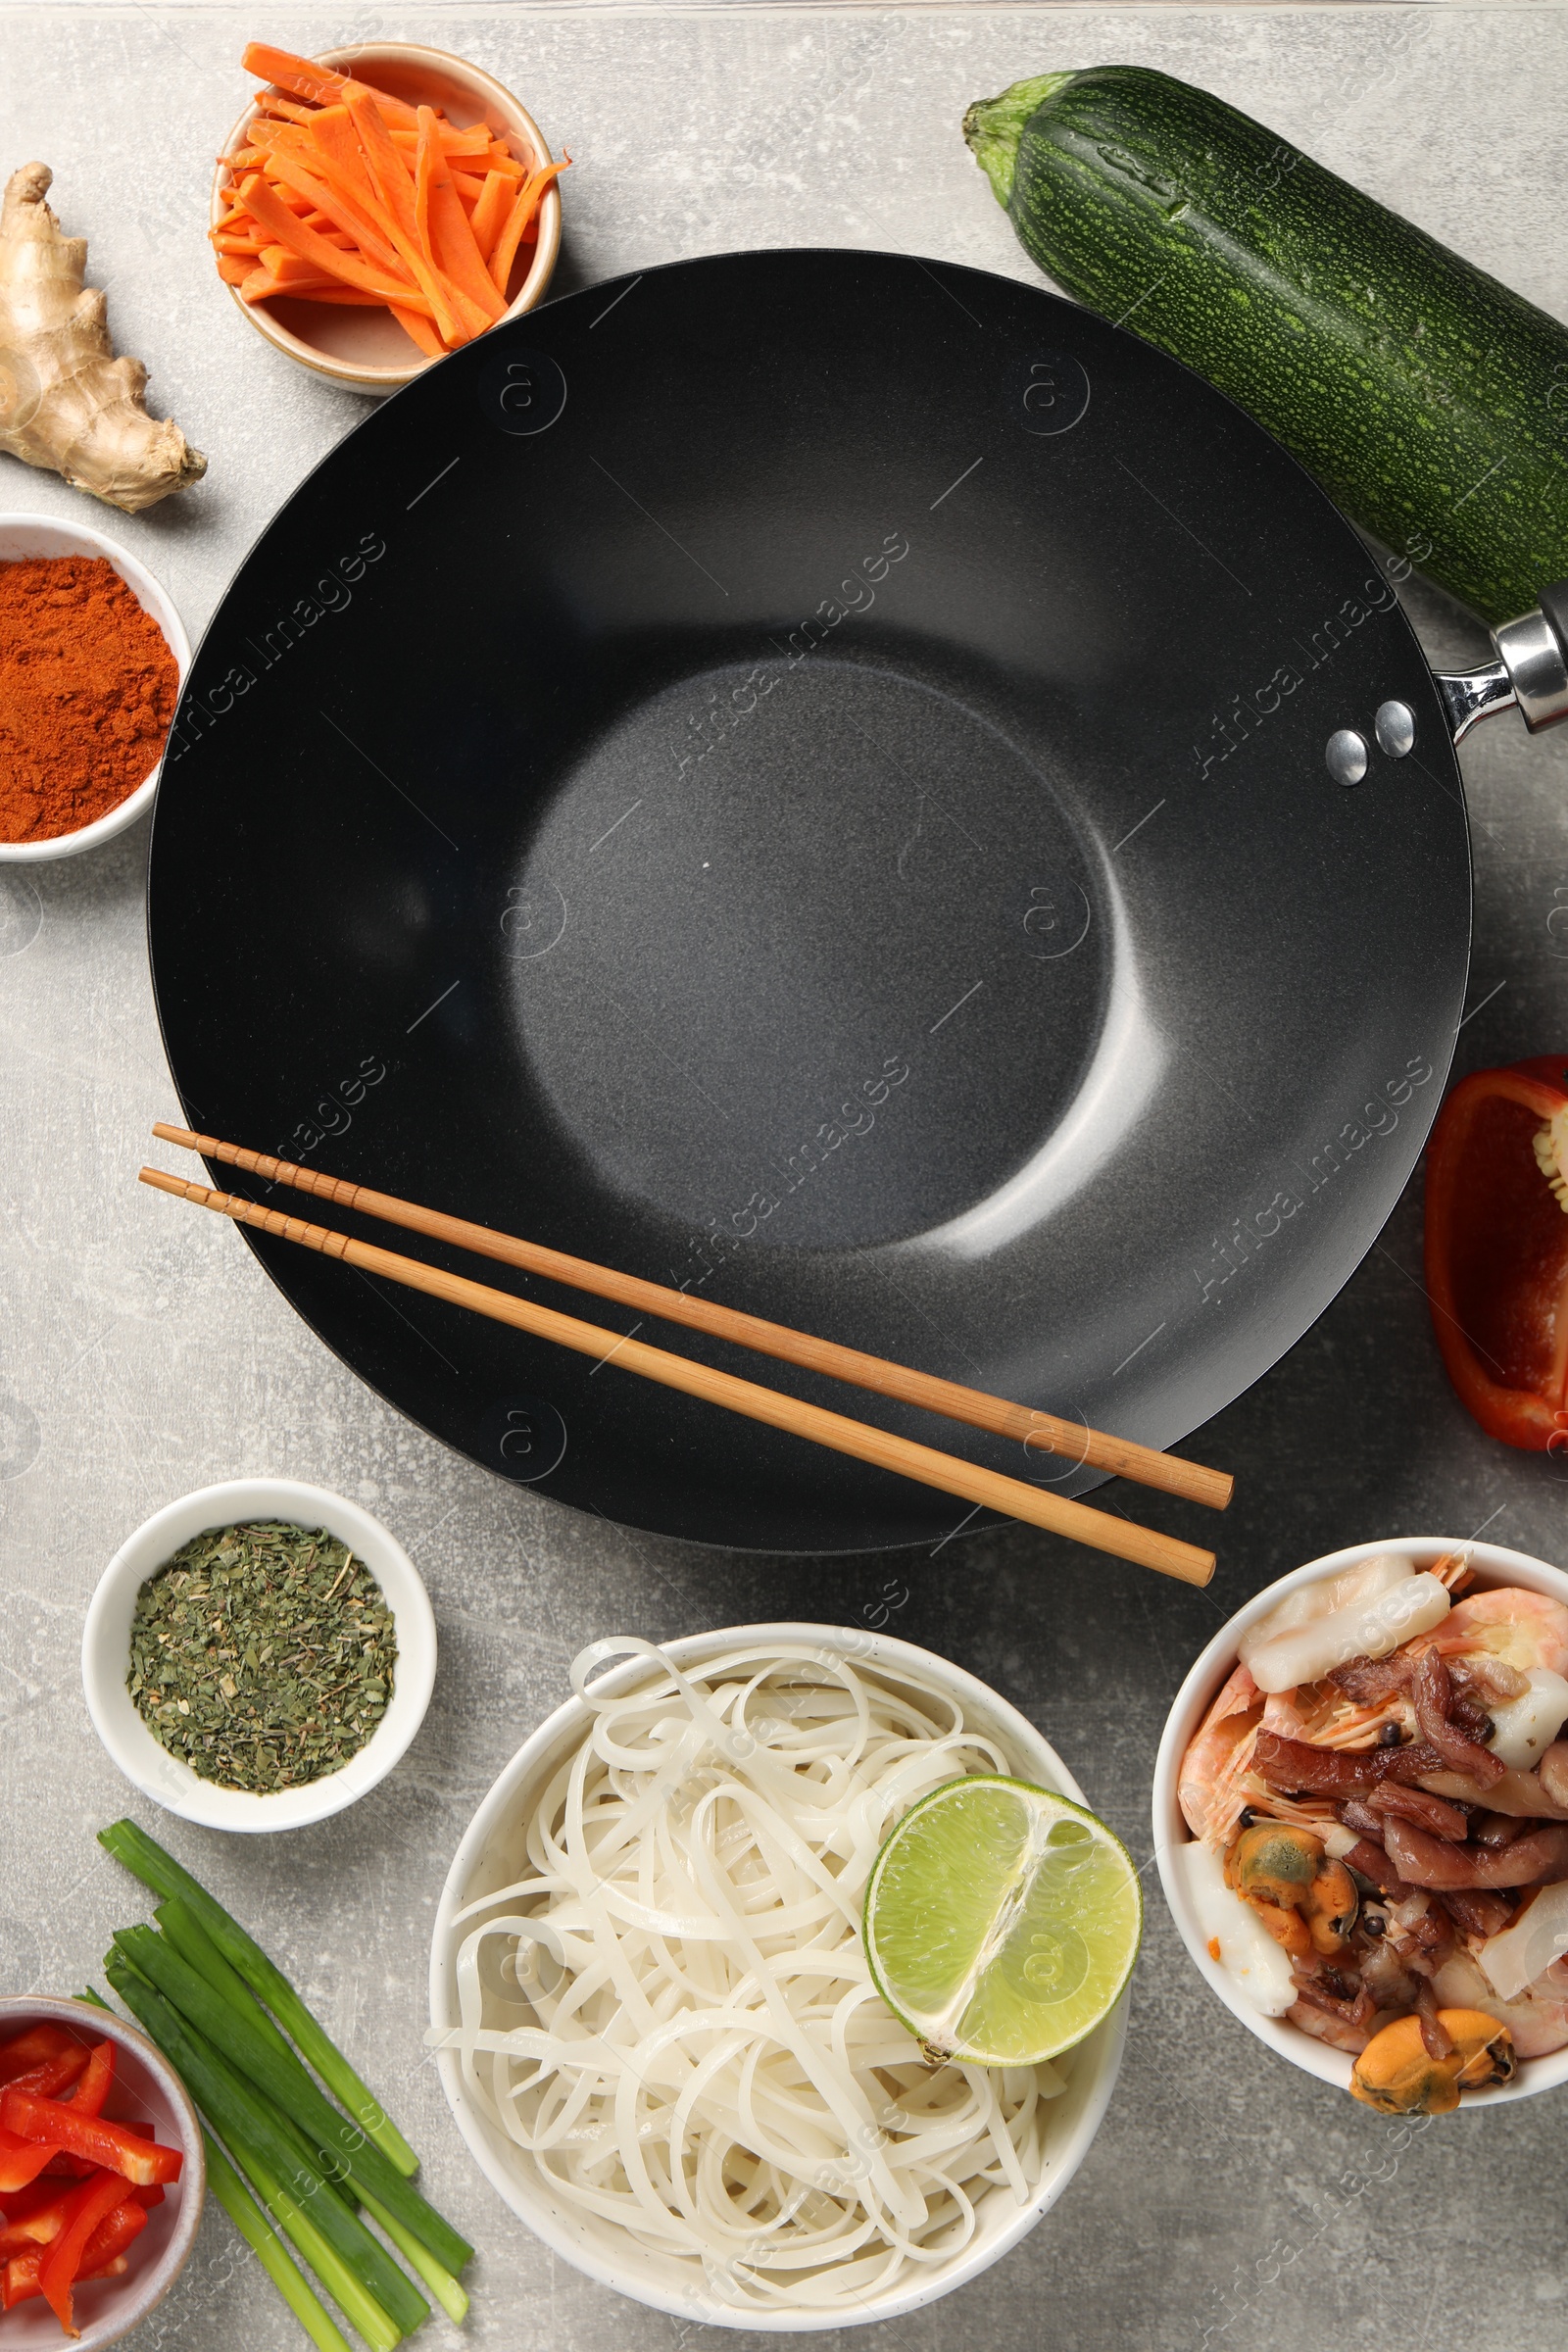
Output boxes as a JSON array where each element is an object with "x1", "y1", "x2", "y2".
[{"x1": 428, "y1": 1639, "x2": 1069, "y2": 2311}]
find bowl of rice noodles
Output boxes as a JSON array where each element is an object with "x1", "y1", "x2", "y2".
[{"x1": 427, "y1": 1624, "x2": 1127, "y2": 2328}]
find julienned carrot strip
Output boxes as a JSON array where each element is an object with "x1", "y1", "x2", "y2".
[
  {"x1": 390, "y1": 303, "x2": 446, "y2": 358},
  {"x1": 261, "y1": 140, "x2": 409, "y2": 277},
  {"x1": 344, "y1": 90, "x2": 466, "y2": 346},
  {"x1": 308, "y1": 105, "x2": 385, "y2": 214},
  {"x1": 427, "y1": 166, "x2": 506, "y2": 323},
  {"x1": 489, "y1": 157, "x2": 569, "y2": 295},
  {"x1": 255, "y1": 90, "x2": 318, "y2": 125},
  {"x1": 467, "y1": 170, "x2": 511, "y2": 264},
  {"x1": 258, "y1": 248, "x2": 337, "y2": 282},
  {"x1": 238, "y1": 174, "x2": 436, "y2": 314},
  {"x1": 389, "y1": 122, "x2": 493, "y2": 160},
  {"x1": 241, "y1": 44, "x2": 420, "y2": 131},
  {"x1": 414, "y1": 106, "x2": 441, "y2": 269},
  {"x1": 287, "y1": 286, "x2": 398, "y2": 306}
]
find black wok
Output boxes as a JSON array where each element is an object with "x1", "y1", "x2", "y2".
[{"x1": 148, "y1": 249, "x2": 1561, "y2": 1552}]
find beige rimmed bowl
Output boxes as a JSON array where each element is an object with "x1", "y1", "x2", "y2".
[
  {"x1": 211, "y1": 43, "x2": 562, "y2": 393},
  {"x1": 0, "y1": 515, "x2": 189, "y2": 861},
  {"x1": 430, "y1": 1622, "x2": 1129, "y2": 2331},
  {"x1": 0, "y1": 1995, "x2": 205, "y2": 2349},
  {"x1": 1153, "y1": 1534, "x2": 1568, "y2": 2106}
]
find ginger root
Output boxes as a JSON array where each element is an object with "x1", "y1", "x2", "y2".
[{"x1": 0, "y1": 162, "x2": 206, "y2": 513}]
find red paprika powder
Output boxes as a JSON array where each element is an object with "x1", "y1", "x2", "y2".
[{"x1": 0, "y1": 556, "x2": 179, "y2": 843}]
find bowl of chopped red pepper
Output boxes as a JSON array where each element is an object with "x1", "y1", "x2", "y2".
[
  {"x1": 0, "y1": 1996, "x2": 204, "y2": 2345},
  {"x1": 0, "y1": 515, "x2": 189, "y2": 860}
]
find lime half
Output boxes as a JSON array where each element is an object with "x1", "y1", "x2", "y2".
[{"x1": 863, "y1": 1775, "x2": 1141, "y2": 2065}]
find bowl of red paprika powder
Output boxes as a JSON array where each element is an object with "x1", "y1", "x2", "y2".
[{"x1": 0, "y1": 515, "x2": 189, "y2": 860}]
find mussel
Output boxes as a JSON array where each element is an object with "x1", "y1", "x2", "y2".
[
  {"x1": 1224, "y1": 1822, "x2": 1358, "y2": 1957},
  {"x1": 1350, "y1": 2009, "x2": 1516, "y2": 2115}
]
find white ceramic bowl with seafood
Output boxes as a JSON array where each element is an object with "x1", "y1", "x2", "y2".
[
  {"x1": 81, "y1": 1478, "x2": 436, "y2": 1833},
  {"x1": 1153, "y1": 1536, "x2": 1568, "y2": 2105},
  {"x1": 0, "y1": 515, "x2": 190, "y2": 861},
  {"x1": 430, "y1": 1623, "x2": 1129, "y2": 2330}
]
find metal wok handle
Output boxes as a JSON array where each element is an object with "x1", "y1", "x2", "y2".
[{"x1": 1438, "y1": 581, "x2": 1568, "y2": 743}]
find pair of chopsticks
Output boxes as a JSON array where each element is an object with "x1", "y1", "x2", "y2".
[{"x1": 141, "y1": 1126, "x2": 1229, "y2": 1586}]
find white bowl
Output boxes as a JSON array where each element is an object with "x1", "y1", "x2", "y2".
[
  {"x1": 0, "y1": 1994, "x2": 206, "y2": 2350},
  {"x1": 0, "y1": 514, "x2": 190, "y2": 860},
  {"x1": 1153, "y1": 1534, "x2": 1568, "y2": 2105},
  {"x1": 82, "y1": 1478, "x2": 436, "y2": 1833},
  {"x1": 430, "y1": 1621, "x2": 1128, "y2": 2331}
]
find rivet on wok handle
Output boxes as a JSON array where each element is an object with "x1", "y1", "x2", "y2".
[
  {"x1": 1374, "y1": 701, "x2": 1415, "y2": 759},
  {"x1": 1325, "y1": 728, "x2": 1368, "y2": 786}
]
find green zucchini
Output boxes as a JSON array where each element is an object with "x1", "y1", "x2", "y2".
[{"x1": 963, "y1": 66, "x2": 1568, "y2": 623}]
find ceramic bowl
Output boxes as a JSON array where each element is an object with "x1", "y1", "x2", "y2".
[
  {"x1": 0, "y1": 515, "x2": 190, "y2": 861},
  {"x1": 431, "y1": 1622, "x2": 1129, "y2": 2330},
  {"x1": 81, "y1": 1478, "x2": 436, "y2": 1832},
  {"x1": 211, "y1": 42, "x2": 562, "y2": 392},
  {"x1": 0, "y1": 1995, "x2": 205, "y2": 2348},
  {"x1": 1153, "y1": 1534, "x2": 1568, "y2": 2104}
]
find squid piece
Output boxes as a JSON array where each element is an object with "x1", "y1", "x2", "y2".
[
  {"x1": 1241, "y1": 1560, "x2": 1450, "y2": 1696},
  {"x1": 1253, "y1": 1730, "x2": 1446, "y2": 1797},
  {"x1": 1380, "y1": 1816, "x2": 1568, "y2": 1890}
]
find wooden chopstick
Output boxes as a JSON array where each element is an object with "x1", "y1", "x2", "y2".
[
  {"x1": 152, "y1": 1124, "x2": 1232, "y2": 1512},
  {"x1": 140, "y1": 1165, "x2": 1216, "y2": 1588}
]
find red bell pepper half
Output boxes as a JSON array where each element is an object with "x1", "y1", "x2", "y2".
[
  {"x1": 1424, "y1": 1054, "x2": 1568, "y2": 1449},
  {"x1": 0, "y1": 2088, "x2": 181, "y2": 2187}
]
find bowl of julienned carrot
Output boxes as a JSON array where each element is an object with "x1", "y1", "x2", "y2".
[{"x1": 210, "y1": 41, "x2": 567, "y2": 393}]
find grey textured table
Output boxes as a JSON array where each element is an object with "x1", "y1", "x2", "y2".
[{"x1": 4, "y1": 6, "x2": 1568, "y2": 2347}]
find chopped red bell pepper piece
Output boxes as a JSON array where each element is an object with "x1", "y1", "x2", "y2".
[
  {"x1": 38, "y1": 2167, "x2": 127, "y2": 2332},
  {"x1": 79, "y1": 2196, "x2": 146, "y2": 2270},
  {"x1": 5, "y1": 2045, "x2": 91, "y2": 2103},
  {"x1": 0, "y1": 2028, "x2": 74, "y2": 2087},
  {"x1": 0, "y1": 2089, "x2": 182, "y2": 2187},
  {"x1": 1424, "y1": 1054, "x2": 1568, "y2": 1449},
  {"x1": 0, "y1": 2180, "x2": 75, "y2": 2256},
  {"x1": 0, "y1": 2177, "x2": 62, "y2": 2223},
  {"x1": 67, "y1": 2043, "x2": 114, "y2": 2120},
  {"x1": 3, "y1": 2240, "x2": 133, "y2": 2314},
  {"x1": 0, "y1": 2125, "x2": 63, "y2": 2195}
]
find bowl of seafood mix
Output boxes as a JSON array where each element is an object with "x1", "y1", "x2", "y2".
[{"x1": 1153, "y1": 1537, "x2": 1568, "y2": 2112}]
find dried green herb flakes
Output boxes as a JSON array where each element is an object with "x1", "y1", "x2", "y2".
[{"x1": 127, "y1": 1521, "x2": 397, "y2": 1793}]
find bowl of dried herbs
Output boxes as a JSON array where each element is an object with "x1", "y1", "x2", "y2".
[{"x1": 81, "y1": 1480, "x2": 437, "y2": 1831}]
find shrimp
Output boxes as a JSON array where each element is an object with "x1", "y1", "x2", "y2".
[
  {"x1": 1288, "y1": 1997, "x2": 1373, "y2": 2056},
  {"x1": 1432, "y1": 1948, "x2": 1568, "y2": 2059},
  {"x1": 1178, "y1": 1663, "x2": 1261, "y2": 1844},
  {"x1": 1438, "y1": 1588, "x2": 1568, "y2": 1679}
]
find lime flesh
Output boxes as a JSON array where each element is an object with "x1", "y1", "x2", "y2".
[{"x1": 863, "y1": 1775, "x2": 1141, "y2": 2065}]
